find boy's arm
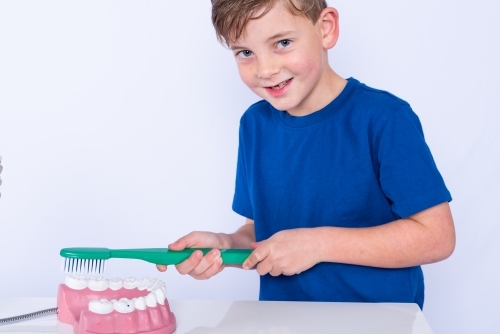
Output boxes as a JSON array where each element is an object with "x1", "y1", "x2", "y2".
[
  {"x1": 222, "y1": 218, "x2": 256, "y2": 248},
  {"x1": 157, "y1": 219, "x2": 255, "y2": 279},
  {"x1": 243, "y1": 202, "x2": 455, "y2": 275}
]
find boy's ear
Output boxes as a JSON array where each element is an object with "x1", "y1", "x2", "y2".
[{"x1": 318, "y1": 7, "x2": 340, "y2": 49}]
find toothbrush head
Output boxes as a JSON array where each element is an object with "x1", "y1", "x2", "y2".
[{"x1": 60, "y1": 248, "x2": 111, "y2": 275}]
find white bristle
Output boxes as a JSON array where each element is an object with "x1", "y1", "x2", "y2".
[{"x1": 61, "y1": 258, "x2": 107, "y2": 275}]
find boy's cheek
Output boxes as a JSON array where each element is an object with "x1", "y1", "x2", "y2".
[
  {"x1": 237, "y1": 66, "x2": 255, "y2": 87},
  {"x1": 289, "y1": 52, "x2": 322, "y2": 78},
  {"x1": 238, "y1": 67, "x2": 266, "y2": 98}
]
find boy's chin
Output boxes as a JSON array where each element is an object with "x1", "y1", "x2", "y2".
[
  {"x1": 254, "y1": 90, "x2": 302, "y2": 113},
  {"x1": 267, "y1": 100, "x2": 300, "y2": 114},
  {"x1": 260, "y1": 97, "x2": 293, "y2": 112},
  {"x1": 268, "y1": 102, "x2": 288, "y2": 112}
]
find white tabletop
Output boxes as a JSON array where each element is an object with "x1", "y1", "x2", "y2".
[{"x1": 0, "y1": 298, "x2": 433, "y2": 334}]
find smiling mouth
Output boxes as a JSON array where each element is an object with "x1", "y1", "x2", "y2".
[{"x1": 268, "y1": 78, "x2": 292, "y2": 90}]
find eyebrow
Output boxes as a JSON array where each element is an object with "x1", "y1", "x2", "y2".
[
  {"x1": 265, "y1": 31, "x2": 294, "y2": 42},
  {"x1": 230, "y1": 30, "x2": 295, "y2": 50}
]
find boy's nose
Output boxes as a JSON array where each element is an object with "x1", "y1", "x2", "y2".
[{"x1": 256, "y1": 58, "x2": 280, "y2": 79}]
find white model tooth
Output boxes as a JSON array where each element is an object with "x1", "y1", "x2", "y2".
[
  {"x1": 154, "y1": 288, "x2": 165, "y2": 305},
  {"x1": 151, "y1": 280, "x2": 166, "y2": 294},
  {"x1": 137, "y1": 277, "x2": 150, "y2": 291},
  {"x1": 147, "y1": 278, "x2": 158, "y2": 291},
  {"x1": 150, "y1": 279, "x2": 165, "y2": 292},
  {"x1": 114, "y1": 298, "x2": 135, "y2": 313},
  {"x1": 123, "y1": 277, "x2": 138, "y2": 289},
  {"x1": 145, "y1": 292, "x2": 157, "y2": 307},
  {"x1": 89, "y1": 299, "x2": 114, "y2": 314},
  {"x1": 65, "y1": 275, "x2": 88, "y2": 290},
  {"x1": 134, "y1": 296, "x2": 147, "y2": 310},
  {"x1": 108, "y1": 277, "x2": 123, "y2": 291},
  {"x1": 87, "y1": 277, "x2": 108, "y2": 291}
]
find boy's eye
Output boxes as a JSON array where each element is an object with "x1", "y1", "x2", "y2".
[
  {"x1": 237, "y1": 50, "x2": 253, "y2": 58},
  {"x1": 277, "y1": 39, "x2": 291, "y2": 49}
]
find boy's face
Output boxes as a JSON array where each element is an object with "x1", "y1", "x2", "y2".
[{"x1": 229, "y1": 2, "x2": 331, "y2": 116}]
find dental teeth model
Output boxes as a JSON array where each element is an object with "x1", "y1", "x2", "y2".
[{"x1": 58, "y1": 276, "x2": 176, "y2": 334}]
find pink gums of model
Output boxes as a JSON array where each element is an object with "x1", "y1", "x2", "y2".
[{"x1": 57, "y1": 277, "x2": 176, "y2": 334}]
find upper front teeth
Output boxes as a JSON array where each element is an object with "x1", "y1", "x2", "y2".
[
  {"x1": 88, "y1": 277, "x2": 108, "y2": 291},
  {"x1": 65, "y1": 275, "x2": 88, "y2": 290},
  {"x1": 64, "y1": 276, "x2": 166, "y2": 298},
  {"x1": 123, "y1": 277, "x2": 138, "y2": 289},
  {"x1": 271, "y1": 79, "x2": 289, "y2": 90},
  {"x1": 147, "y1": 278, "x2": 158, "y2": 291},
  {"x1": 137, "y1": 277, "x2": 150, "y2": 291},
  {"x1": 108, "y1": 278, "x2": 123, "y2": 291},
  {"x1": 152, "y1": 280, "x2": 166, "y2": 295}
]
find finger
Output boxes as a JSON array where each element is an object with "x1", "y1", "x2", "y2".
[
  {"x1": 156, "y1": 264, "x2": 167, "y2": 272},
  {"x1": 269, "y1": 266, "x2": 282, "y2": 277},
  {"x1": 169, "y1": 232, "x2": 202, "y2": 250},
  {"x1": 175, "y1": 249, "x2": 204, "y2": 275},
  {"x1": 256, "y1": 259, "x2": 274, "y2": 276},
  {"x1": 243, "y1": 242, "x2": 270, "y2": 270},
  {"x1": 193, "y1": 257, "x2": 224, "y2": 280},
  {"x1": 282, "y1": 268, "x2": 297, "y2": 276},
  {"x1": 190, "y1": 249, "x2": 221, "y2": 276}
]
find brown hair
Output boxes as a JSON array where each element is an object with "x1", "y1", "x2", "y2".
[{"x1": 211, "y1": 0, "x2": 328, "y2": 46}]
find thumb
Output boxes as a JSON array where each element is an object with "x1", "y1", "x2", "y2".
[{"x1": 243, "y1": 241, "x2": 269, "y2": 270}]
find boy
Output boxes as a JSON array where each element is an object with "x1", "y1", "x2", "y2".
[{"x1": 157, "y1": 0, "x2": 455, "y2": 309}]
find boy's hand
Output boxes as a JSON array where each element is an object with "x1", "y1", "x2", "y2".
[
  {"x1": 242, "y1": 228, "x2": 321, "y2": 276},
  {"x1": 156, "y1": 232, "x2": 228, "y2": 280}
]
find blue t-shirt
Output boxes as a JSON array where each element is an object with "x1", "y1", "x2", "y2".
[{"x1": 232, "y1": 78, "x2": 451, "y2": 309}]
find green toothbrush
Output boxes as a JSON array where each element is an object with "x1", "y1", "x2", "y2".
[{"x1": 60, "y1": 247, "x2": 252, "y2": 274}]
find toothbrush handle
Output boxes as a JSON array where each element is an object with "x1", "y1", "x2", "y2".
[
  {"x1": 110, "y1": 248, "x2": 252, "y2": 265},
  {"x1": 168, "y1": 248, "x2": 253, "y2": 265}
]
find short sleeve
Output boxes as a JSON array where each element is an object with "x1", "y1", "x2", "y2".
[
  {"x1": 232, "y1": 125, "x2": 254, "y2": 219},
  {"x1": 377, "y1": 104, "x2": 452, "y2": 218}
]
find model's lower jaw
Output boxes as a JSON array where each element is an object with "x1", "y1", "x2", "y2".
[{"x1": 58, "y1": 275, "x2": 176, "y2": 334}]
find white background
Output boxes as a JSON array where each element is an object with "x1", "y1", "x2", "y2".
[{"x1": 0, "y1": 1, "x2": 498, "y2": 333}]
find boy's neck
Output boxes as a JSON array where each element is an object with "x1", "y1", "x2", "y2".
[{"x1": 286, "y1": 67, "x2": 347, "y2": 117}]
